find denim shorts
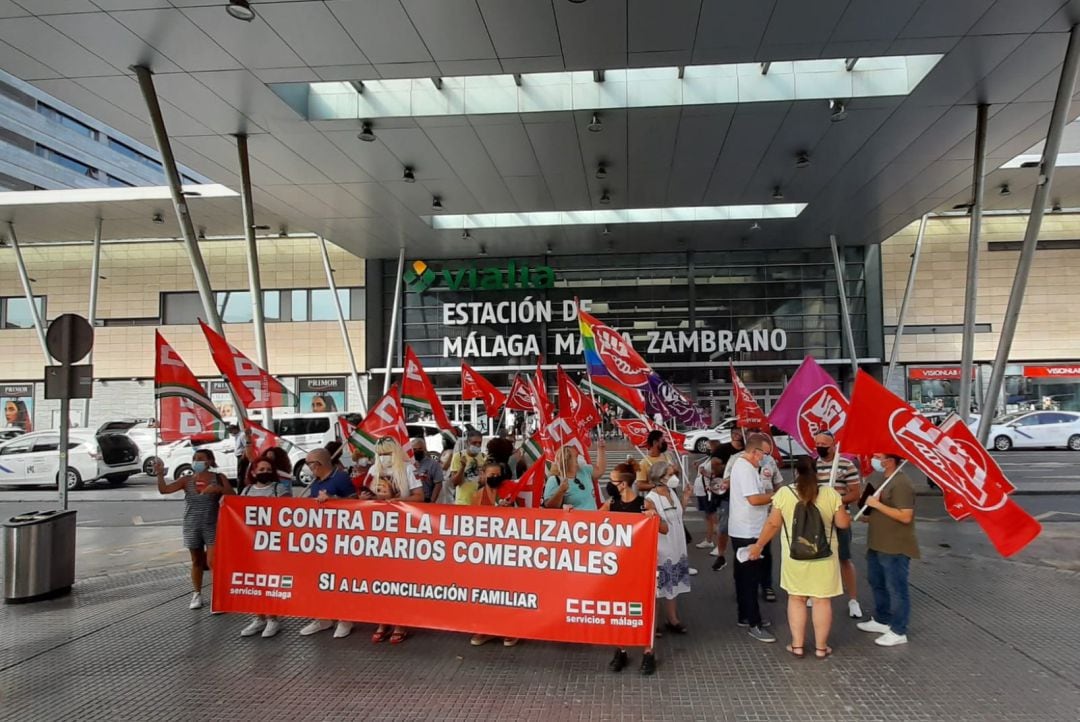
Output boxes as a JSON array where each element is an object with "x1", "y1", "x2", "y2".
[{"x1": 714, "y1": 499, "x2": 730, "y2": 534}]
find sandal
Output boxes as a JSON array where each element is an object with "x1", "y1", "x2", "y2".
[
  {"x1": 389, "y1": 630, "x2": 409, "y2": 644},
  {"x1": 815, "y1": 646, "x2": 833, "y2": 659},
  {"x1": 786, "y1": 644, "x2": 805, "y2": 659},
  {"x1": 371, "y1": 628, "x2": 390, "y2": 643},
  {"x1": 664, "y1": 622, "x2": 688, "y2": 634}
]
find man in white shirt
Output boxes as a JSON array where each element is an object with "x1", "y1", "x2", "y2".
[{"x1": 728, "y1": 433, "x2": 776, "y2": 643}]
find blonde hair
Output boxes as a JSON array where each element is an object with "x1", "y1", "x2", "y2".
[
  {"x1": 549, "y1": 445, "x2": 581, "y2": 479},
  {"x1": 371, "y1": 438, "x2": 409, "y2": 497}
]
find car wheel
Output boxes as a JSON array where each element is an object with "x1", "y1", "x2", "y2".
[
  {"x1": 694, "y1": 438, "x2": 710, "y2": 454},
  {"x1": 1068, "y1": 434, "x2": 1080, "y2": 451},
  {"x1": 173, "y1": 464, "x2": 193, "y2": 478},
  {"x1": 142, "y1": 457, "x2": 160, "y2": 475},
  {"x1": 60, "y1": 467, "x2": 83, "y2": 491},
  {"x1": 993, "y1": 435, "x2": 1013, "y2": 451},
  {"x1": 107, "y1": 473, "x2": 130, "y2": 487},
  {"x1": 294, "y1": 460, "x2": 313, "y2": 487}
]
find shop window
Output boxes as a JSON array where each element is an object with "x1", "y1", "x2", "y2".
[
  {"x1": 37, "y1": 103, "x2": 96, "y2": 139},
  {"x1": 1, "y1": 296, "x2": 46, "y2": 330},
  {"x1": 160, "y1": 288, "x2": 361, "y2": 325}
]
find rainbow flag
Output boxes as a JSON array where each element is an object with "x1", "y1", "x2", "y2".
[
  {"x1": 578, "y1": 308, "x2": 653, "y2": 388},
  {"x1": 578, "y1": 310, "x2": 609, "y2": 379}
]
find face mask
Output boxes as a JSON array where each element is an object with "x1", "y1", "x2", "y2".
[
  {"x1": 192, "y1": 461, "x2": 208, "y2": 473},
  {"x1": 665, "y1": 475, "x2": 680, "y2": 489},
  {"x1": 485, "y1": 475, "x2": 505, "y2": 489},
  {"x1": 413, "y1": 450, "x2": 425, "y2": 460},
  {"x1": 254, "y1": 471, "x2": 276, "y2": 485},
  {"x1": 468, "y1": 445, "x2": 482, "y2": 455},
  {"x1": 378, "y1": 454, "x2": 393, "y2": 467},
  {"x1": 871, "y1": 458, "x2": 886, "y2": 474},
  {"x1": 816, "y1": 446, "x2": 832, "y2": 459},
  {"x1": 659, "y1": 442, "x2": 668, "y2": 454}
]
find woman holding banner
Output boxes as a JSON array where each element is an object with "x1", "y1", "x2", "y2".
[
  {"x1": 238, "y1": 458, "x2": 291, "y2": 639},
  {"x1": 469, "y1": 461, "x2": 521, "y2": 648},
  {"x1": 645, "y1": 461, "x2": 691, "y2": 641}
]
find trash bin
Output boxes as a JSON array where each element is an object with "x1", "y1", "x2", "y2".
[{"x1": 3, "y1": 509, "x2": 77, "y2": 603}]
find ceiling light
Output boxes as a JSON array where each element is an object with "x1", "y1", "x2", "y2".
[
  {"x1": 829, "y1": 99, "x2": 847, "y2": 121},
  {"x1": 1052, "y1": 201, "x2": 1063, "y2": 212},
  {"x1": 601, "y1": 225, "x2": 611, "y2": 236},
  {"x1": 545, "y1": 243, "x2": 553, "y2": 255},
  {"x1": 226, "y1": 0, "x2": 255, "y2": 22},
  {"x1": 278, "y1": 225, "x2": 288, "y2": 237},
  {"x1": 795, "y1": 152, "x2": 811, "y2": 169},
  {"x1": 750, "y1": 222, "x2": 761, "y2": 231},
  {"x1": 478, "y1": 243, "x2": 488, "y2": 256},
  {"x1": 461, "y1": 229, "x2": 470, "y2": 239},
  {"x1": 771, "y1": 186, "x2": 784, "y2": 201},
  {"x1": 152, "y1": 212, "x2": 164, "y2": 224},
  {"x1": 568, "y1": 0, "x2": 587, "y2": 4},
  {"x1": 595, "y1": 163, "x2": 607, "y2": 180},
  {"x1": 403, "y1": 166, "x2": 415, "y2": 183},
  {"x1": 599, "y1": 190, "x2": 611, "y2": 205},
  {"x1": 197, "y1": 227, "x2": 206, "y2": 240},
  {"x1": 428, "y1": 203, "x2": 807, "y2": 229},
  {"x1": 587, "y1": 113, "x2": 602, "y2": 132},
  {"x1": 252, "y1": 224, "x2": 271, "y2": 231},
  {"x1": 357, "y1": 121, "x2": 375, "y2": 142},
  {"x1": 999, "y1": 184, "x2": 1011, "y2": 197},
  {"x1": 431, "y1": 196, "x2": 443, "y2": 211}
]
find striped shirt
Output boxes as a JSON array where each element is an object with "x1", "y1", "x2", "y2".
[{"x1": 816, "y1": 456, "x2": 860, "y2": 499}]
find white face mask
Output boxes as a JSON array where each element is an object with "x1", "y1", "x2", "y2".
[
  {"x1": 665, "y1": 475, "x2": 680, "y2": 489},
  {"x1": 378, "y1": 454, "x2": 393, "y2": 467}
]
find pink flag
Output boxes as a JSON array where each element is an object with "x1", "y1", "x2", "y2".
[{"x1": 768, "y1": 356, "x2": 848, "y2": 458}]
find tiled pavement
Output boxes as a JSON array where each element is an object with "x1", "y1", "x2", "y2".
[{"x1": 2, "y1": 521, "x2": 1080, "y2": 721}]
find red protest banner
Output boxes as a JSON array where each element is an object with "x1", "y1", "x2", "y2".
[{"x1": 212, "y1": 498, "x2": 659, "y2": 646}]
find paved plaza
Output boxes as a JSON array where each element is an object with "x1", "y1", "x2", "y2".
[{"x1": 3, "y1": 501, "x2": 1079, "y2": 721}]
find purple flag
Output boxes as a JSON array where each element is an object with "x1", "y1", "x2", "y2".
[
  {"x1": 768, "y1": 356, "x2": 849, "y2": 458},
  {"x1": 645, "y1": 373, "x2": 710, "y2": 429}
]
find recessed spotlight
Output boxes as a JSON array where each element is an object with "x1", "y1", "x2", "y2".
[
  {"x1": 599, "y1": 190, "x2": 611, "y2": 205},
  {"x1": 750, "y1": 221, "x2": 761, "y2": 231},
  {"x1": 795, "y1": 151, "x2": 811, "y2": 169},
  {"x1": 771, "y1": 186, "x2": 784, "y2": 201},
  {"x1": 587, "y1": 112, "x2": 602, "y2": 132},
  {"x1": 478, "y1": 243, "x2": 488, "y2": 256},
  {"x1": 152, "y1": 212, "x2": 164, "y2": 224},
  {"x1": 829, "y1": 99, "x2": 847, "y2": 122},
  {"x1": 358, "y1": 121, "x2": 375, "y2": 142},
  {"x1": 226, "y1": 0, "x2": 255, "y2": 22},
  {"x1": 461, "y1": 229, "x2": 470, "y2": 239},
  {"x1": 999, "y1": 184, "x2": 1011, "y2": 197},
  {"x1": 601, "y1": 225, "x2": 611, "y2": 236},
  {"x1": 403, "y1": 166, "x2": 416, "y2": 183},
  {"x1": 595, "y1": 163, "x2": 607, "y2": 180},
  {"x1": 431, "y1": 196, "x2": 443, "y2": 211}
]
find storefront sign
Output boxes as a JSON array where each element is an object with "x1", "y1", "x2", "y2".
[
  {"x1": 405, "y1": 259, "x2": 555, "y2": 294},
  {"x1": 213, "y1": 497, "x2": 658, "y2": 646},
  {"x1": 2, "y1": 383, "x2": 34, "y2": 432},
  {"x1": 297, "y1": 377, "x2": 346, "y2": 413},
  {"x1": 908, "y1": 367, "x2": 974, "y2": 381},
  {"x1": 1023, "y1": 364, "x2": 1080, "y2": 378}
]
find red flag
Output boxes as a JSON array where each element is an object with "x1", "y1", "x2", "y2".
[
  {"x1": 730, "y1": 362, "x2": 767, "y2": 431},
  {"x1": 582, "y1": 375, "x2": 646, "y2": 416},
  {"x1": 461, "y1": 363, "x2": 507, "y2": 418},
  {"x1": 505, "y1": 373, "x2": 534, "y2": 412},
  {"x1": 340, "y1": 385, "x2": 412, "y2": 460},
  {"x1": 557, "y1": 366, "x2": 601, "y2": 434},
  {"x1": 541, "y1": 415, "x2": 590, "y2": 462},
  {"x1": 530, "y1": 363, "x2": 554, "y2": 424},
  {"x1": 242, "y1": 417, "x2": 291, "y2": 459},
  {"x1": 615, "y1": 417, "x2": 686, "y2": 450},
  {"x1": 509, "y1": 457, "x2": 547, "y2": 508},
  {"x1": 401, "y1": 345, "x2": 453, "y2": 431},
  {"x1": 199, "y1": 320, "x2": 296, "y2": 410},
  {"x1": 154, "y1": 332, "x2": 226, "y2": 443},
  {"x1": 840, "y1": 371, "x2": 1041, "y2": 557}
]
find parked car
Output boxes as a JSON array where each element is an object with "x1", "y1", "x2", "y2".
[
  {"x1": 405, "y1": 421, "x2": 471, "y2": 455},
  {"x1": 0, "y1": 429, "x2": 141, "y2": 490},
  {"x1": 160, "y1": 438, "x2": 308, "y2": 482},
  {"x1": 680, "y1": 417, "x2": 811, "y2": 458},
  {"x1": 971, "y1": 410, "x2": 1080, "y2": 451},
  {"x1": 0, "y1": 428, "x2": 24, "y2": 442},
  {"x1": 96, "y1": 418, "x2": 162, "y2": 475}
]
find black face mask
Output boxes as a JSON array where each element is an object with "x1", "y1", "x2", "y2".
[
  {"x1": 485, "y1": 475, "x2": 506, "y2": 489},
  {"x1": 659, "y1": 442, "x2": 668, "y2": 454},
  {"x1": 254, "y1": 471, "x2": 276, "y2": 485},
  {"x1": 413, "y1": 450, "x2": 426, "y2": 460},
  {"x1": 816, "y1": 446, "x2": 832, "y2": 459}
]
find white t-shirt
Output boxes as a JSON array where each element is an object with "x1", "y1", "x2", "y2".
[{"x1": 728, "y1": 456, "x2": 770, "y2": 538}]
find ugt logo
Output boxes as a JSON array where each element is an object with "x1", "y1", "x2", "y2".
[{"x1": 403, "y1": 260, "x2": 437, "y2": 293}]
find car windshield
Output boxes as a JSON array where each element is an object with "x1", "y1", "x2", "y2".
[{"x1": 993, "y1": 412, "x2": 1028, "y2": 424}]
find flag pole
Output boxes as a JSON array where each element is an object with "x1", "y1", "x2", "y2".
[{"x1": 852, "y1": 462, "x2": 908, "y2": 522}]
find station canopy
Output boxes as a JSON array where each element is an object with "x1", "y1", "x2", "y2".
[{"x1": 3, "y1": 0, "x2": 1080, "y2": 258}]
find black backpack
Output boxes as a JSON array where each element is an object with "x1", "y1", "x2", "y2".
[{"x1": 782, "y1": 487, "x2": 833, "y2": 561}]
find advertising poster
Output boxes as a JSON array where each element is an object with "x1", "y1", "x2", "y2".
[
  {"x1": 298, "y1": 377, "x2": 346, "y2": 413},
  {"x1": 202, "y1": 379, "x2": 236, "y2": 420},
  {"x1": 2, "y1": 383, "x2": 34, "y2": 432},
  {"x1": 213, "y1": 498, "x2": 659, "y2": 646}
]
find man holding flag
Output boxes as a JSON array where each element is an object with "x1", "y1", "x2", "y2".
[{"x1": 814, "y1": 432, "x2": 863, "y2": 620}]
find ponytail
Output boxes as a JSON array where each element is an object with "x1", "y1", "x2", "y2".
[{"x1": 794, "y1": 456, "x2": 819, "y2": 504}]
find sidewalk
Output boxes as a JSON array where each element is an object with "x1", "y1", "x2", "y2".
[{"x1": 2, "y1": 517, "x2": 1079, "y2": 720}]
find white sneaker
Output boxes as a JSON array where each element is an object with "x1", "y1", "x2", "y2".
[
  {"x1": 689, "y1": 567, "x2": 698, "y2": 576},
  {"x1": 695, "y1": 539, "x2": 713, "y2": 549},
  {"x1": 240, "y1": 618, "x2": 266, "y2": 637},
  {"x1": 262, "y1": 619, "x2": 281, "y2": 638},
  {"x1": 333, "y1": 621, "x2": 353, "y2": 639},
  {"x1": 875, "y1": 630, "x2": 908, "y2": 647},
  {"x1": 857, "y1": 618, "x2": 891, "y2": 634},
  {"x1": 299, "y1": 619, "x2": 334, "y2": 636},
  {"x1": 188, "y1": 592, "x2": 203, "y2": 610},
  {"x1": 709, "y1": 546, "x2": 721, "y2": 557},
  {"x1": 848, "y1": 599, "x2": 863, "y2": 619}
]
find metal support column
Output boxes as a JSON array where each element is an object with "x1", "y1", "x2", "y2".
[
  {"x1": 885, "y1": 214, "x2": 928, "y2": 389},
  {"x1": 84, "y1": 217, "x2": 103, "y2": 426},
  {"x1": 958, "y1": 104, "x2": 989, "y2": 424},
  {"x1": 8, "y1": 222, "x2": 50, "y2": 364},
  {"x1": 383, "y1": 248, "x2": 406, "y2": 394},
  {"x1": 979, "y1": 24, "x2": 1080, "y2": 445},
  {"x1": 133, "y1": 65, "x2": 223, "y2": 334},
  {"x1": 829, "y1": 234, "x2": 859, "y2": 381},
  {"x1": 236, "y1": 134, "x2": 270, "y2": 423},
  {"x1": 320, "y1": 236, "x2": 367, "y2": 413}
]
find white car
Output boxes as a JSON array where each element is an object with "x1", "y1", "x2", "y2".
[
  {"x1": 0, "y1": 429, "x2": 141, "y2": 490},
  {"x1": 160, "y1": 438, "x2": 308, "y2": 482},
  {"x1": 681, "y1": 417, "x2": 811, "y2": 458},
  {"x1": 406, "y1": 421, "x2": 471, "y2": 455},
  {"x1": 96, "y1": 418, "x2": 162, "y2": 474},
  {"x1": 973, "y1": 410, "x2": 1080, "y2": 451}
]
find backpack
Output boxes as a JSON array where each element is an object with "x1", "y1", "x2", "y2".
[{"x1": 782, "y1": 487, "x2": 833, "y2": 561}]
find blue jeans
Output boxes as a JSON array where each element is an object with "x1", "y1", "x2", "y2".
[{"x1": 866, "y1": 549, "x2": 911, "y2": 636}]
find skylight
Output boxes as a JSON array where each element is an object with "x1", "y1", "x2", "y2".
[
  {"x1": 271, "y1": 55, "x2": 943, "y2": 121},
  {"x1": 426, "y1": 203, "x2": 807, "y2": 230}
]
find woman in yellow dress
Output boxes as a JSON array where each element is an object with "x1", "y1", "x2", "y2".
[{"x1": 747, "y1": 456, "x2": 850, "y2": 659}]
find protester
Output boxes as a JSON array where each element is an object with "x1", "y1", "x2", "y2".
[
  {"x1": 636, "y1": 430, "x2": 678, "y2": 492},
  {"x1": 693, "y1": 454, "x2": 720, "y2": 551},
  {"x1": 543, "y1": 440, "x2": 606, "y2": 510},
  {"x1": 230, "y1": 424, "x2": 248, "y2": 489},
  {"x1": 469, "y1": 461, "x2": 521, "y2": 648},
  {"x1": 154, "y1": 449, "x2": 233, "y2": 610},
  {"x1": 258, "y1": 446, "x2": 294, "y2": 490},
  {"x1": 324, "y1": 440, "x2": 347, "y2": 472},
  {"x1": 602, "y1": 461, "x2": 664, "y2": 675},
  {"x1": 815, "y1": 431, "x2": 864, "y2": 619},
  {"x1": 238, "y1": 458, "x2": 291, "y2": 638},
  {"x1": 720, "y1": 434, "x2": 779, "y2": 601},
  {"x1": 857, "y1": 453, "x2": 919, "y2": 647},
  {"x1": 298, "y1": 448, "x2": 356, "y2": 639},
  {"x1": 411, "y1": 437, "x2": 445, "y2": 502},
  {"x1": 728, "y1": 433, "x2": 776, "y2": 642},
  {"x1": 644, "y1": 460, "x2": 690, "y2": 645},
  {"x1": 747, "y1": 456, "x2": 850, "y2": 658},
  {"x1": 369, "y1": 437, "x2": 424, "y2": 502},
  {"x1": 450, "y1": 430, "x2": 486, "y2": 504}
]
